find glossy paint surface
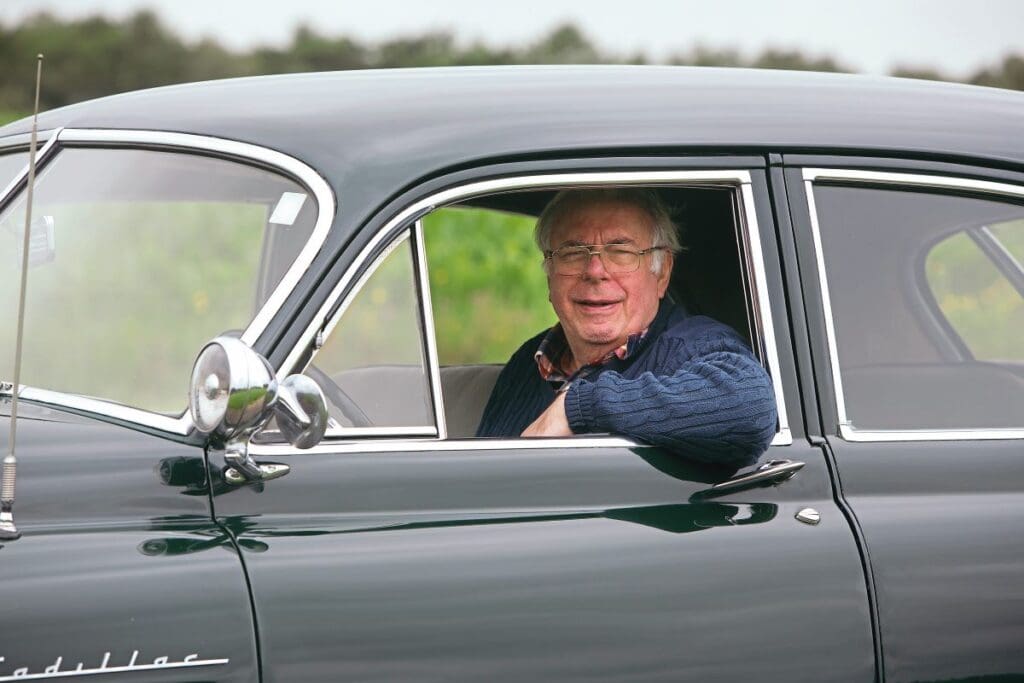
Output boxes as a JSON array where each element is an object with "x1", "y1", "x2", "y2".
[
  {"x1": 831, "y1": 441, "x2": 1024, "y2": 683},
  {"x1": 783, "y1": 158, "x2": 1024, "y2": 682},
  {"x1": 213, "y1": 441, "x2": 874, "y2": 681},
  {"x1": 0, "y1": 405, "x2": 257, "y2": 682}
]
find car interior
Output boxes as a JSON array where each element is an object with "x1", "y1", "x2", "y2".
[{"x1": 435, "y1": 185, "x2": 756, "y2": 438}]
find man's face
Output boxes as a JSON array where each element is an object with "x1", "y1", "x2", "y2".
[{"x1": 547, "y1": 200, "x2": 672, "y2": 365}]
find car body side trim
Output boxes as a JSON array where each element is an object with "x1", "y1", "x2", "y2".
[
  {"x1": 250, "y1": 435, "x2": 643, "y2": 456},
  {"x1": 0, "y1": 128, "x2": 335, "y2": 438},
  {"x1": 802, "y1": 167, "x2": 1024, "y2": 442},
  {"x1": 279, "y1": 168, "x2": 792, "y2": 448}
]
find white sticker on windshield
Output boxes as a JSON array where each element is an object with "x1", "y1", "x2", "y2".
[{"x1": 269, "y1": 192, "x2": 307, "y2": 226}]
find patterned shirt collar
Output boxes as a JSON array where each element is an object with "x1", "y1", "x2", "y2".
[{"x1": 534, "y1": 323, "x2": 650, "y2": 388}]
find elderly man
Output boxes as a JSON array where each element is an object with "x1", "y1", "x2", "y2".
[{"x1": 475, "y1": 188, "x2": 777, "y2": 464}]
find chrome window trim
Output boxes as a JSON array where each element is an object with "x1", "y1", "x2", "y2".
[
  {"x1": 414, "y1": 219, "x2": 448, "y2": 439},
  {"x1": 280, "y1": 169, "x2": 792, "y2": 447},
  {"x1": 0, "y1": 128, "x2": 335, "y2": 437},
  {"x1": 839, "y1": 426, "x2": 1024, "y2": 442},
  {"x1": 802, "y1": 167, "x2": 1024, "y2": 443},
  {"x1": 0, "y1": 130, "x2": 62, "y2": 209},
  {"x1": 251, "y1": 435, "x2": 642, "y2": 457}
]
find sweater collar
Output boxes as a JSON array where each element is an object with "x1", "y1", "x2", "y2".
[{"x1": 534, "y1": 298, "x2": 681, "y2": 385}]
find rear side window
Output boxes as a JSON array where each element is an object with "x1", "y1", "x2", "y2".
[
  {"x1": 925, "y1": 220, "x2": 1024, "y2": 362},
  {"x1": 811, "y1": 181, "x2": 1024, "y2": 432}
]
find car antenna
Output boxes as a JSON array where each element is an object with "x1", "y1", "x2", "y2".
[{"x1": 1, "y1": 54, "x2": 44, "y2": 542}]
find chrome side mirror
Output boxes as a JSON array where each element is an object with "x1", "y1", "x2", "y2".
[{"x1": 188, "y1": 336, "x2": 327, "y2": 484}]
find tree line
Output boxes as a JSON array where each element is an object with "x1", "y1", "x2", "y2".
[{"x1": 1, "y1": 10, "x2": 1022, "y2": 123}]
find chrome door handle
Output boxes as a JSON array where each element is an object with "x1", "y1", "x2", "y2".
[{"x1": 695, "y1": 459, "x2": 805, "y2": 498}]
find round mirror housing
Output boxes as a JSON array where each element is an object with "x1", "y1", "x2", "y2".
[
  {"x1": 189, "y1": 336, "x2": 278, "y2": 441},
  {"x1": 276, "y1": 374, "x2": 329, "y2": 449}
]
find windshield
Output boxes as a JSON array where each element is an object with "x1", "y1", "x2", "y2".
[{"x1": 0, "y1": 147, "x2": 317, "y2": 415}]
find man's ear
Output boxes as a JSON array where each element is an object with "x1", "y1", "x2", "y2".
[{"x1": 657, "y1": 252, "x2": 674, "y2": 297}]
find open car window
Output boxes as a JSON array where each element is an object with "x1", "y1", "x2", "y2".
[
  {"x1": 0, "y1": 147, "x2": 317, "y2": 415},
  {"x1": 421, "y1": 185, "x2": 760, "y2": 439}
]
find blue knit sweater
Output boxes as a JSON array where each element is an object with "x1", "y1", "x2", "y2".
[{"x1": 476, "y1": 301, "x2": 778, "y2": 465}]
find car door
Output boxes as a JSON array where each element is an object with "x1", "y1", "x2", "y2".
[
  {"x1": 0, "y1": 129, "x2": 333, "y2": 682},
  {"x1": 216, "y1": 157, "x2": 876, "y2": 681},
  {"x1": 786, "y1": 157, "x2": 1024, "y2": 682}
]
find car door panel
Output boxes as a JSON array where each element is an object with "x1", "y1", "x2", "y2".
[
  {"x1": 0, "y1": 414, "x2": 258, "y2": 682},
  {"x1": 785, "y1": 160, "x2": 1024, "y2": 682},
  {"x1": 213, "y1": 440, "x2": 874, "y2": 682}
]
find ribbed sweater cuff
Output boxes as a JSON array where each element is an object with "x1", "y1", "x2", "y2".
[{"x1": 565, "y1": 382, "x2": 593, "y2": 433}]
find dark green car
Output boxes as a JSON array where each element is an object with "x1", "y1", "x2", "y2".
[{"x1": 1, "y1": 66, "x2": 1022, "y2": 682}]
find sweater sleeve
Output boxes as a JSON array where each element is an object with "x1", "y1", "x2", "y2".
[{"x1": 563, "y1": 328, "x2": 777, "y2": 465}]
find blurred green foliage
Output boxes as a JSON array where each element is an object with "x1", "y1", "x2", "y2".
[
  {"x1": 424, "y1": 207, "x2": 556, "y2": 365},
  {"x1": 926, "y1": 219, "x2": 1024, "y2": 361},
  {"x1": 0, "y1": 197, "x2": 264, "y2": 413},
  {"x1": 0, "y1": 10, "x2": 1021, "y2": 126}
]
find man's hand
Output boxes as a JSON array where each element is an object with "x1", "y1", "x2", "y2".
[{"x1": 521, "y1": 392, "x2": 573, "y2": 437}]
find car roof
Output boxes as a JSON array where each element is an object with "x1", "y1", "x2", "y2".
[
  {"x1": 2, "y1": 65, "x2": 1022, "y2": 261},
  {"x1": 2, "y1": 65, "x2": 1022, "y2": 171}
]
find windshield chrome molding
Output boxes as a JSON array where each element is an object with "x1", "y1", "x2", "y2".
[
  {"x1": 15, "y1": 387, "x2": 191, "y2": 435},
  {"x1": 0, "y1": 129, "x2": 57, "y2": 153},
  {"x1": 57, "y1": 128, "x2": 336, "y2": 347},
  {"x1": 802, "y1": 167, "x2": 1024, "y2": 442},
  {"x1": 280, "y1": 168, "x2": 794, "y2": 446},
  {"x1": 251, "y1": 435, "x2": 643, "y2": 456},
  {"x1": 0, "y1": 129, "x2": 335, "y2": 438},
  {"x1": 413, "y1": 220, "x2": 448, "y2": 440},
  {"x1": 0, "y1": 130, "x2": 61, "y2": 210}
]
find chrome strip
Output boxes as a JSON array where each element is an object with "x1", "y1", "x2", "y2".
[
  {"x1": 803, "y1": 167, "x2": 1024, "y2": 198},
  {"x1": 738, "y1": 183, "x2": 792, "y2": 446},
  {"x1": 0, "y1": 129, "x2": 335, "y2": 438},
  {"x1": 413, "y1": 220, "x2": 448, "y2": 439},
  {"x1": 801, "y1": 173, "x2": 851, "y2": 427},
  {"x1": 802, "y1": 167, "x2": 1024, "y2": 443},
  {"x1": 17, "y1": 387, "x2": 191, "y2": 434},
  {"x1": 251, "y1": 435, "x2": 641, "y2": 456},
  {"x1": 0, "y1": 131, "x2": 61, "y2": 209},
  {"x1": 839, "y1": 426, "x2": 1024, "y2": 442},
  {"x1": 279, "y1": 169, "x2": 793, "y2": 446},
  {"x1": 0, "y1": 657, "x2": 229, "y2": 682}
]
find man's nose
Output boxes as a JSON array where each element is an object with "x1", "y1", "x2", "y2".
[{"x1": 582, "y1": 250, "x2": 610, "y2": 279}]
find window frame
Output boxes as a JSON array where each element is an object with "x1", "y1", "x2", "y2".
[
  {"x1": 265, "y1": 168, "x2": 793, "y2": 454},
  {"x1": 0, "y1": 128, "x2": 336, "y2": 438},
  {"x1": 802, "y1": 166, "x2": 1024, "y2": 443}
]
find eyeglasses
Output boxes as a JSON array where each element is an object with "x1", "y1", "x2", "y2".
[{"x1": 544, "y1": 243, "x2": 666, "y2": 275}]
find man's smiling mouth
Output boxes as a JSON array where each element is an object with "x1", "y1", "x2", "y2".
[{"x1": 575, "y1": 298, "x2": 621, "y2": 312}]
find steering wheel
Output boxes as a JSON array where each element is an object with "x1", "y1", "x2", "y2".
[{"x1": 303, "y1": 364, "x2": 374, "y2": 429}]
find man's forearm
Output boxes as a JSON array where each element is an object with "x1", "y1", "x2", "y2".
[{"x1": 565, "y1": 351, "x2": 777, "y2": 464}]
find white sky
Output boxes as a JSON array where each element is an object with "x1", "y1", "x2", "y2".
[{"x1": 1, "y1": 0, "x2": 1021, "y2": 78}]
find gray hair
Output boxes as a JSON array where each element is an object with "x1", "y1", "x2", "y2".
[{"x1": 534, "y1": 188, "x2": 683, "y2": 274}]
